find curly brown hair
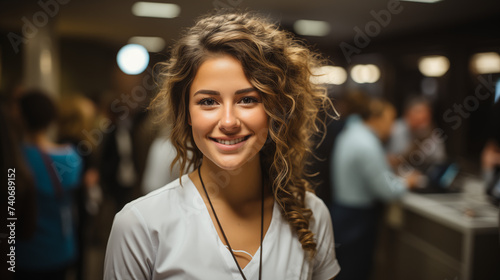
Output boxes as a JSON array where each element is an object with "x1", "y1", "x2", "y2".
[{"x1": 150, "y1": 11, "x2": 335, "y2": 257}]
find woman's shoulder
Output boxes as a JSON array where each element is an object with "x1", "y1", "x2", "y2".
[
  {"x1": 304, "y1": 191, "x2": 328, "y2": 211},
  {"x1": 304, "y1": 191, "x2": 332, "y2": 228},
  {"x1": 119, "y1": 174, "x2": 194, "y2": 218}
]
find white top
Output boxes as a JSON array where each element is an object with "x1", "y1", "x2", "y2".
[{"x1": 104, "y1": 174, "x2": 340, "y2": 280}]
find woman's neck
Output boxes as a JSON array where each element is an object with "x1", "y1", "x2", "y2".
[
  {"x1": 193, "y1": 155, "x2": 264, "y2": 209},
  {"x1": 26, "y1": 131, "x2": 56, "y2": 150}
]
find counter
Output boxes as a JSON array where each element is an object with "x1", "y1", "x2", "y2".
[{"x1": 384, "y1": 177, "x2": 500, "y2": 280}]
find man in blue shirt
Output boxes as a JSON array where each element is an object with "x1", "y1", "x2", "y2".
[{"x1": 331, "y1": 98, "x2": 419, "y2": 280}]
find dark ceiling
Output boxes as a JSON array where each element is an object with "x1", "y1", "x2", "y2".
[{"x1": 1, "y1": 0, "x2": 500, "y2": 51}]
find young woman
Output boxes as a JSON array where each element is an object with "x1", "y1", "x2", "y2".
[{"x1": 104, "y1": 12, "x2": 340, "y2": 280}]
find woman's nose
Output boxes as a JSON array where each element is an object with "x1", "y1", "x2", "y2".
[{"x1": 219, "y1": 105, "x2": 240, "y2": 132}]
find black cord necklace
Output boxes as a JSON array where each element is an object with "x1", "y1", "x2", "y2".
[{"x1": 198, "y1": 167, "x2": 264, "y2": 280}]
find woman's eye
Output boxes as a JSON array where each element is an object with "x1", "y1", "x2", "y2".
[
  {"x1": 199, "y1": 98, "x2": 217, "y2": 106},
  {"x1": 239, "y1": 97, "x2": 258, "y2": 104}
]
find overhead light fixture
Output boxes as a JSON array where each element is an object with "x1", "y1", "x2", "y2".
[
  {"x1": 418, "y1": 55, "x2": 450, "y2": 77},
  {"x1": 117, "y1": 44, "x2": 150, "y2": 75},
  {"x1": 351, "y1": 64, "x2": 381, "y2": 84},
  {"x1": 470, "y1": 52, "x2": 500, "y2": 74},
  {"x1": 311, "y1": 66, "x2": 347, "y2": 85},
  {"x1": 128, "y1": 36, "x2": 166, "y2": 52},
  {"x1": 293, "y1": 20, "x2": 330, "y2": 37},
  {"x1": 400, "y1": 0, "x2": 443, "y2": 3},
  {"x1": 132, "y1": 2, "x2": 180, "y2": 19}
]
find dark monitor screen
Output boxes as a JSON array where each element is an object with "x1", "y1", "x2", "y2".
[{"x1": 425, "y1": 162, "x2": 460, "y2": 191}]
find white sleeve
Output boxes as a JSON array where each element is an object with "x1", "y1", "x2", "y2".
[
  {"x1": 309, "y1": 196, "x2": 341, "y2": 280},
  {"x1": 104, "y1": 205, "x2": 155, "y2": 280}
]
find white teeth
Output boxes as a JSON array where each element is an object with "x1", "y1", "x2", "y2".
[{"x1": 214, "y1": 137, "x2": 246, "y2": 145}]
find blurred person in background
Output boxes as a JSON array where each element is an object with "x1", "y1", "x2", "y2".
[
  {"x1": 16, "y1": 90, "x2": 83, "y2": 280},
  {"x1": 482, "y1": 100, "x2": 500, "y2": 208},
  {"x1": 3, "y1": 85, "x2": 26, "y2": 141},
  {"x1": 57, "y1": 94, "x2": 102, "y2": 280},
  {"x1": 99, "y1": 93, "x2": 139, "y2": 213},
  {"x1": 387, "y1": 96, "x2": 446, "y2": 174},
  {"x1": 141, "y1": 126, "x2": 193, "y2": 194},
  {"x1": 331, "y1": 98, "x2": 419, "y2": 280},
  {"x1": 0, "y1": 93, "x2": 36, "y2": 280},
  {"x1": 309, "y1": 90, "x2": 370, "y2": 209}
]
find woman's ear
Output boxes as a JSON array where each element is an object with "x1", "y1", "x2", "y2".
[{"x1": 188, "y1": 113, "x2": 192, "y2": 126}]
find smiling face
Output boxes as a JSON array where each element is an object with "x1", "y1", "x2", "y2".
[{"x1": 188, "y1": 55, "x2": 269, "y2": 171}]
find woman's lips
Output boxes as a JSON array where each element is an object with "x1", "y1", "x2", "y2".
[
  {"x1": 211, "y1": 135, "x2": 249, "y2": 145},
  {"x1": 210, "y1": 135, "x2": 251, "y2": 151}
]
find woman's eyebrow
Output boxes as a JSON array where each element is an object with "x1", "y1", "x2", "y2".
[
  {"x1": 235, "y1": 87, "x2": 258, "y2": 95},
  {"x1": 194, "y1": 89, "x2": 219, "y2": 96},
  {"x1": 194, "y1": 87, "x2": 257, "y2": 96}
]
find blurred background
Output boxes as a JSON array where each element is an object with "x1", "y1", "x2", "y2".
[{"x1": 1, "y1": 0, "x2": 500, "y2": 279}]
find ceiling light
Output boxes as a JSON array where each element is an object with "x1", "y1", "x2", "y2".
[
  {"x1": 117, "y1": 44, "x2": 150, "y2": 75},
  {"x1": 132, "y1": 2, "x2": 180, "y2": 19},
  {"x1": 293, "y1": 20, "x2": 330, "y2": 37},
  {"x1": 418, "y1": 55, "x2": 450, "y2": 77},
  {"x1": 311, "y1": 66, "x2": 347, "y2": 85},
  {"x1": 470, "y1": 52, "x2": 500, "y2": 74},
  {"x1": 128, "y1": 36, "x2": 166, "y2": 52},
  {"x1": 400, "y1": 0, "x2": 443, "y2": 3},
  {"x1": 351, "y1": 64, "x2": 381, "y2": 84}
]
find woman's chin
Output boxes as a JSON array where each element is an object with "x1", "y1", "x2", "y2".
[
  {"x1": 207, "y1": 154, "x2": 260, "y2": 172},
  {"x1": 213, "y1": 161, "x2": 245, "y2": 171}
]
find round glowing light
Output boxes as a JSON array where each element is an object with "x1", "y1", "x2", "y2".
[
  {"x1": 470, "y1": 52, "x2": 500, "y2": 74},
  {"x1": 117, "y1": 44, "x2": 149, "y2": 75},
  {"x1": 311, "y1": 66, "x2": 347, "y2": 85},
  {"x1": 418, "y1": 55, "x2": 450, "y2": 77},
  {"x1": 350, "y1": 64, "x2": 381, "y2": 84}
]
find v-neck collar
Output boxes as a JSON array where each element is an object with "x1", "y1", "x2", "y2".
[{"x1": 184, "y1": 174, "x2": 278, "y2": 279}]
